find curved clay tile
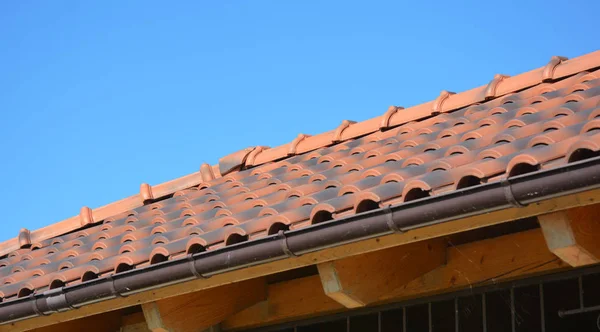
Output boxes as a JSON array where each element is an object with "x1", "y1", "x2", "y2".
[
  {"x1": 140, "y1": 183, "x2": 154, "y2": 203},
  {"x1": 427, "y1": 160, "x2": 454, "y2": 172},
  {"x1": 179, "y1": 208, "x2": 196, "y2": 218},
  {"x1": 477, "y1": 148, "x2": 505, "y2": 162},
  {"x1": 402, "y1": 178, "x2": 434, "y2": 196},
  {"x1": 309, "y1": 204, "x2": 336, "y2": 225},
  {"x1": 57, "y1": 261, "x2": 75, "y2": 272},
  {"x1": 484, "y1": 74, "x2": 510, "y2": 100},
  {"x1": 17, "y1": 229, "x2": 31, "y2": 249},
  {"x1": 295, "y1": 196, "x2": 317, "y2": 207},
  {"x1": 498, "y1": 93, "x2": 520, "y2": 105},
  {"x1": 542, "y1": 120, "x2": 567, "y2": 132},
  {"x1": 504, "y1": 118, "x2": 527, "y2": 129},
  {"x1": 380, "y1": 106, "x2": 404, "y2": 130},
  {"x1": 224, "y1": 228, "x2": 249, "y2": 246},
  {"x1": 415, "y1": 128, "x2": 434, "y2": 137},
  {"x1": 451, "y1": 167, "x2": 487, "y2": 188},
  {"x1": 332, "y1": 120, "x2": 356, "y2": 143},
  {"x1": 402, "y1": 156, "x2": 426, "y2": 168},
  {"x1": 184, "y1": 227, "x2": 203, "y2": 238},
  {"x1": 245, "y1": 146, "x2": 269, "y2": 167},
  {"x1": 214, "y1": 208, "x2": 233, "y2": 218},
  {"x1": 487, "y1": 106, "x2": 509, "y2": 117},
  {"x1": 352, "y1": 191, "x2": 382, "y2": 213},
  {"x1": 306, "y1": 174, "x2": 326, "y2": 184},
  {"x1": 199, "y1": 163, "x2": 216, "y2": 182},
  {"x1": 566, "y1": 137, "x2": 600, "y2": 162},
  {"x1": 317, "y1": 155, "x2": 337, "y2": 165},
  {"x1": 567, "y1": 82, "x2": 593, "y2": 95},
  {"x1": 562, "y1": 93, "x2": 585, "y2": 104},
  {"x1": 264, "y1": 221, "x2": 289, "y2": 236},
  {"x1": 582, "y1": 120, "x2": 600, "y2": 134},
  {"x1": 460, "y1": 131, "x2": 483, "y2": 142},
  {"x1": 332, "y1": 143, "x2": 350, "y2": 152},
  {"x1": 542, "y1": 56, "x2": 568, "y2": 82},
  {"x1": 150, "y1": 225, "x2": 167, "y2": 235},
  {"x1": 80, "y1": 266, "x2": 101, "y2": 282},
  {"x1": 181, "y1": 217, "x2": 200, "y2": 227},
  {"x1": 551, "y1": 107, "x2": 576, "y2": 118},
  {"x1": 432, "y1": 90, "x2": 455, "y2": 115},
  {"x1": 79, "y1": 206, "x2": 94, "y2": 227},
  {"x1": 120, "y1": 233, "x2": 137, "y2": 244},
  {"x1": 367, "y1": 182, "x2": 407, "y2": 202},
  {"x1": 477, "y1": 118, "x2": 501, "y2": 128},
  {"x1": 149, "y1": 247, "x2": 170, "y2": 265},
  {"x1": 218, "y1": 147, "x2": 256, "y2": 176},
  {"x1": 288, "y1": 134, "x2": 311, "y2": 156},
  {"x1": 506, "y1": 154, "x2": 541, "y2": 177},
  {"x1": 578, "y1": 72, "x2": 600, "y2": 84},
  {"x1": 186, "y1": 237, "x2": 208, "y2": 255},
  {"x1": 118, "y1": 244, "x2": 136, "y2": 255},
  {"x1": 113, "y1": 257, "x2": 135, "y2": 274}
]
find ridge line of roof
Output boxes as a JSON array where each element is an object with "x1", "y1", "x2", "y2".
[{"x1": 2, "y1": 50, "x2": 598, "y2": 257}]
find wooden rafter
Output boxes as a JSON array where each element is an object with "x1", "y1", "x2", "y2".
[
  {"x1": 317, "y1": 239, "x2": 446, "y2": 308},
  {"x1": 222, "y1": 228, "x2": 567, "y2": 330},
  {"x1": 538, "y1": 203, "x2": 600, "y2": 267},
  {"x1": 140, "y1": 278, "x2": 266, "y2": 332}
]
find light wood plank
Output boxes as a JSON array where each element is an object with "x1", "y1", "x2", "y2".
[
  {"x1": 317, "y1": 239, "x2": 446, "y2": 308},
  {"x1": 121, "y1": 312, "x2": 151, "y2": 332},
  {"x1": 141, "y1": 303, "x2": 167, "y2": 332},
  {"x1": 539, "y1": 203, "x2": 600, "y2": 266},
  {"x1": 30, "y1": 310, "x2": 123, "y2": 332},
  {"x1": 141, "y1": 278, "x2": 266, "y2": 332},
  {"x1": 223, "y1": 228, "x2": 567, "y2": 330}
]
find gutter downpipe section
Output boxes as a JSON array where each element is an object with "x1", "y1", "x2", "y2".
[{"x1": 1, "y1": 156, "x2": 600, "y2": 325}]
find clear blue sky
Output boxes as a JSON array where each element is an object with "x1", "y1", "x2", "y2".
[{"x1": 0, "y1": 1, "x2": 598, "y2": 243}]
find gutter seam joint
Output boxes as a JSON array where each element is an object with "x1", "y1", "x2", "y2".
[
  {"x1": 278, "y1": 230, "x2": 297, "y2": 257},
  {"x1": 384, "y1": 205, "x2": 403, "y2": 233},
  {"x1": 501, "y1": 178, "x2": 526, "y2": 208}
]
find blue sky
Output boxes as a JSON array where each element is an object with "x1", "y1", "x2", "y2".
[{"x1": 0, "y1": 1, "x2": 598, "y2": 243}]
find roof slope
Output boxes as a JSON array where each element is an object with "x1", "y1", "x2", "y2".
[{"x1": 1, "y1": 51, "x2": 600, "y2": 303}]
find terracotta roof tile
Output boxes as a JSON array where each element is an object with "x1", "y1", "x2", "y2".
[{"x1": 1, "y1": 51, "x2": 600, "y2": 303}]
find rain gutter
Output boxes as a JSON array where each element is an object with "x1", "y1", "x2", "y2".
[{"x1": 1, "y1": 156, "x2": 600, "y2": 324}]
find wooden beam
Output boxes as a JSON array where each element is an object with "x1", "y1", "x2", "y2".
[
  {"x1": 141, "y1": 302, "x2": 167, "y2": 332},
  {"x1": 29, "y1": 310, "x2": 123, "y2": 332},
  {"x1": 222, "y1": 228, "x2": 568, "y2": 330},
  {"x1": 538, "y1": 203, "x2": 600, "y2": 267},
  {"x1": 317, "y1": 239, "x2": 446, "y2": 308},
  {"x1": 201, "y1": 326, "x2": 221, "y2": 332},
  {"x1": 4, "y1": 188, "x2": 598, "y2": 332},
  {"x1": 222, "y1": 272, "x2": 344, "y2": 331},
  {"x1": 121, "y1": 312, "x2": 150, "y2": 332},
  {"x1": 140, "y1": 278, "x2": 266, "y2": 332}
]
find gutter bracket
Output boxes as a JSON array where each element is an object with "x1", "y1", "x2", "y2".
[
  {"x1": 187, "y1": 254, "x2": 204, "y2": 278},
  {"x1": 384, "y1": 205, "x2": 403, "y2": 233},
  {"x1": 278, "y1": 231, "x2": 297, "y2": 257},
  {"x1": 43, "y1": 287, "x2": 73, "y2": 313},
  {"x1": 107, "y1": 275, "x2": 126, "y2": 298},
  {"x1": 29, "y1": 295, "x2": 45, "y2": 316},
  {"x1": 501, "y1": 178, "x2": 526, "y2": 208},
  {"x1": 46, "y1": 295, "x2": 72, "y2": 313}
]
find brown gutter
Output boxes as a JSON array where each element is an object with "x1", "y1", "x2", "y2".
[{"x1": 1, "y1": 156, "x2": 600, "y2": 324}]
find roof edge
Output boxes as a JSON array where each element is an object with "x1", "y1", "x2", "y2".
[
  {"x1": 2, "y1": 50, "x2": 599, "y2": 256},
  {"x1": 1, "y1": 155, "x2": 600, "y2": 325}
]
